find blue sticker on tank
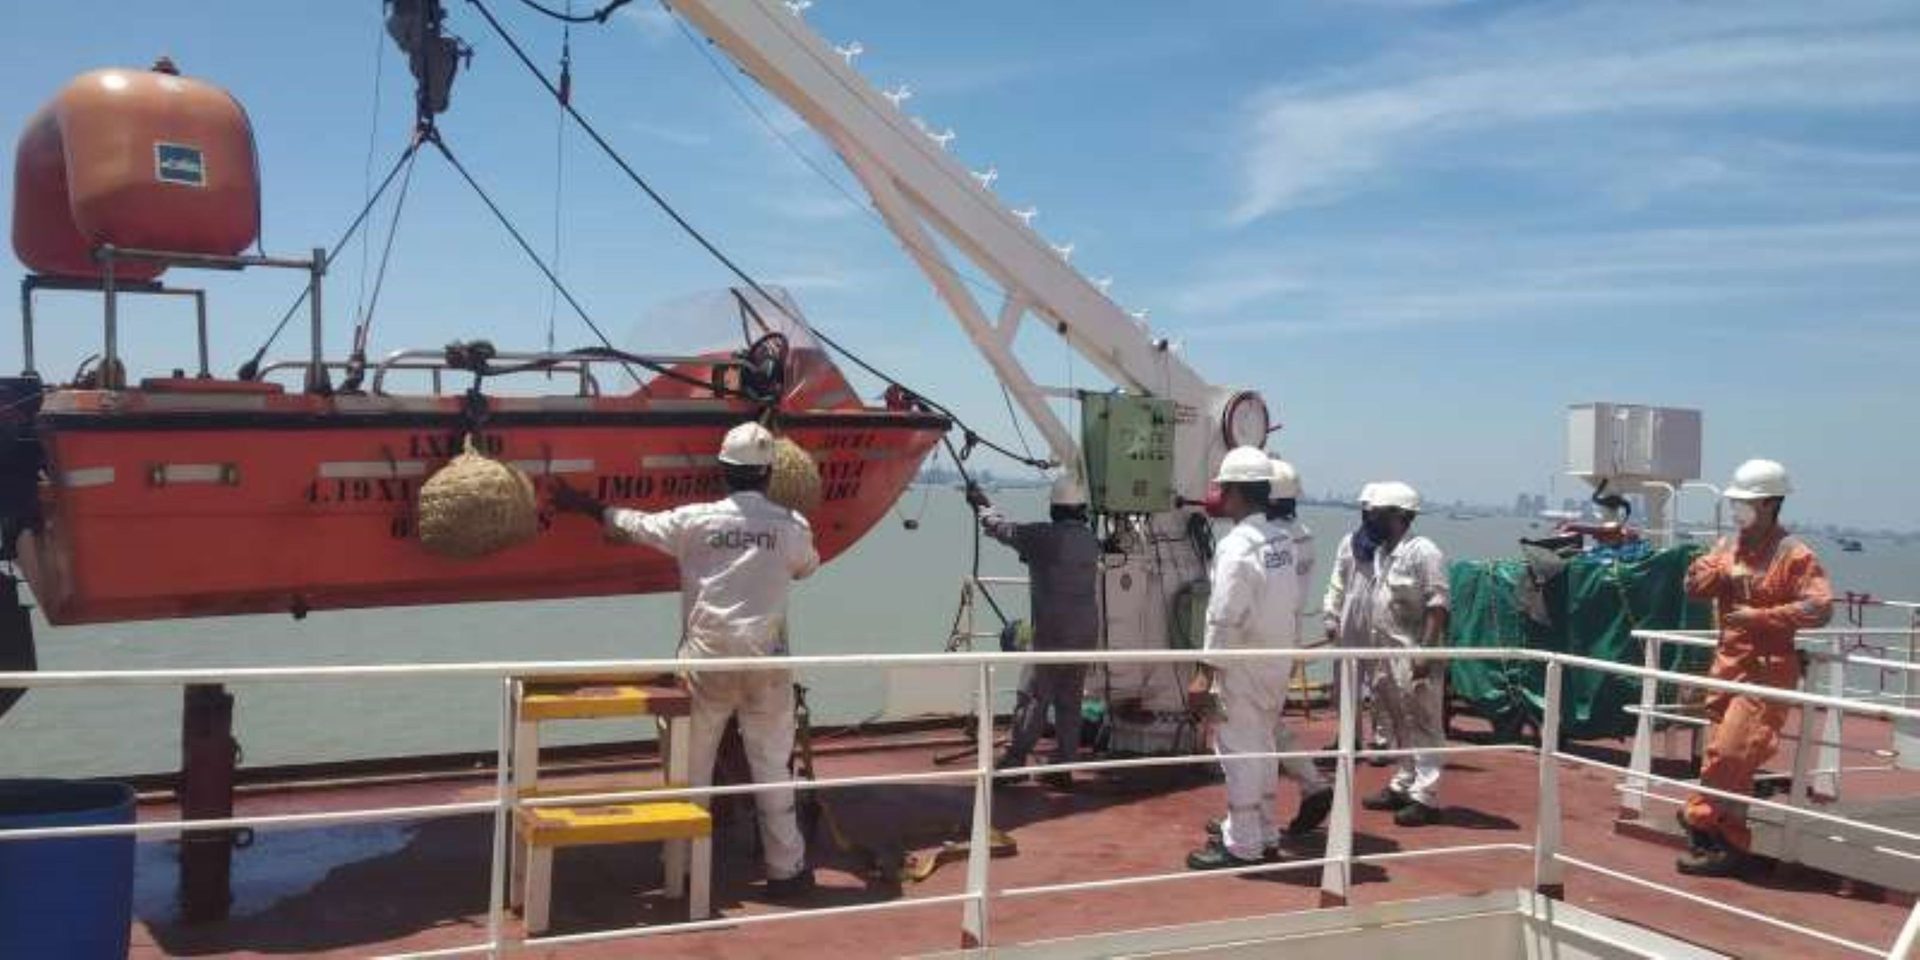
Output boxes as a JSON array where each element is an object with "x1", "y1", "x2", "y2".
[{"x1": 154, "y1": 143, "x2": 206, "y2": 186}]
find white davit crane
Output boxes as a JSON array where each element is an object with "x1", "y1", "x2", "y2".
[{"x1": 670, "y1": 1, "x2": 1277, "y2": 733}]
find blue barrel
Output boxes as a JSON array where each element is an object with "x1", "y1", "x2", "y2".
[{"x1": 0, "y1": 779, "x2": 136, "y2": 959}]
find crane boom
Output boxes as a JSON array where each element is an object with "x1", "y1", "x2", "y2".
[{"x1": 668, "y1": 0, "x2": 1257, "y2": 497}]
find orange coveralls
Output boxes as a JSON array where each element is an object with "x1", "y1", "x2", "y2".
[{"x1": 1681, "y1": 529, "x2": 1832, "y2": 851}]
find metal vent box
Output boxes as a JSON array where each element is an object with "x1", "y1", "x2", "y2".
[{"x1": 1567, "y1": 403, "x2": 1702, "y2": 481}]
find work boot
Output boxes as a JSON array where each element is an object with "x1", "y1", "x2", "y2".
[
  {"x1": 1675, "y1": 810, "x2": 1714, "y2": 854},
  {"x1": 1037, "y1": 771, "x2": 1074, "y2": 792},
  {"x1": 1676, "y1": 841, "x2": 1741, "y2": 878},
  {"x1": 765, "y1": 868, "x2": 817, "y2": 900},
  {"x1": 1285, "y1": 786, "x2": 1335, "y2": 837},
  {"x1": 1186, "y1": 839, "x2": 1264, "y2": 871},
  {"x1": 1361, "y1": 787, "x2": 1411, "y2": 812},
  {"x1": 1367, "y1": 736, "x2": 1393, "y2": 767},
  {"x1": 993, "y1": 756, "x2": 1029, "y2": 787},
  {"x1": 1393, "y1": 801, "x2": 1443, "y2": 827},
  {"x1": 1203, "y1": 818, "x2": 1282, "y2": 858}
]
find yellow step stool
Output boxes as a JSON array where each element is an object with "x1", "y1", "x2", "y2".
[
  {"x1": 514, "y1": 800, "x2": 713, "y2": 934},
  {"x1": 509, "y1": 674, "x2": 703, "y2": 936}
]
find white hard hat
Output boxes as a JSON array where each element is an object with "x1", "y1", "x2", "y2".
[
  {"x1": 1371, "y1": 481, "x2": 1421, "y2": 513},
  {"x1": 1268, "y1": 458, "x2": 1302, "y2": 499},
  {"x1": 717, "y1": 422, "x2": 776, "y2": 467},
  {"x1": 1214, "y1": 446, "x2": 1273, "y2": 484},
  {"x1": 1357, "y1": 482, "x2": 1379, "y2": 507},
  {"x1": 1724, "y1": 458, "x2": 1791, "y2": 500},
  {"x1": 1050, "y1": 473, "x2": 1086, "y2": 506}
]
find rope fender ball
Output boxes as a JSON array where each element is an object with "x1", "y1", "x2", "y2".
[{"x1": 416, "y1": 436, "x2": 539, "y2": 558}]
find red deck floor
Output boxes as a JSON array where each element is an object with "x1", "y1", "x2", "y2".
[{"x1": 126, "y1": 713, "x2": 1914, "y2": 958}]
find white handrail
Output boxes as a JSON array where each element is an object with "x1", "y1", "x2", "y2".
[{"x1": 2, "y1": 644, "x2": 1915, "y2": 959}]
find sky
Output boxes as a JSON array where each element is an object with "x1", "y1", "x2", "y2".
[{"x1": 2, "y1": 1, "x2": 1916, "y2": 529}]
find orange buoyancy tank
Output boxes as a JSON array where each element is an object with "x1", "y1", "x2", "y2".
[{"x1": 12, "y1": 62, "x2": 260, "y2": 281}]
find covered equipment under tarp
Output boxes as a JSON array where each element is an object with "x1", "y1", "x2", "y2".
[{"x1": 1447, "y1": 545, "x2": 1714, "y2": 742}]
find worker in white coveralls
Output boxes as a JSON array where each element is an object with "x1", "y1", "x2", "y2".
[
  {"x1": 1321, "y1": 484, "x2": 1395, "y2": 767},
  {"x1": 1352, "y1": 481, "x2": 1453, "y2": 827},
  {"x1": 1258, "y1": 457, "x2": 1334, "y2": 833},
  {"x1": 553, "y1": 421, "x2": 821, "y2": 898},
  {"x1": 1187, "y1": 446, "x2": 1313, "y2": 869}
]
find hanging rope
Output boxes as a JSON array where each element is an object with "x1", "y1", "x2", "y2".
[
  {"x1": 461, "y1": 0, "x2": 1052, "y2": 472},
  {"x1": 339, "y1": 147, "x2": 423, "y2": 391},
  {"x1": 544, "y1": 7, "x2": 573, "y2": 365},
  {"x1": 238, "y1": 140, "x2": 422, "y2": 380},
  {"x1": 353, "y1": 10, "x2": 389, "y2": 332}
]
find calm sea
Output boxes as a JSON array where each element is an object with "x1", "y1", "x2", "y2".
[{"x1": 3, "y1": 488, "x2": 1913, "y2": 778}]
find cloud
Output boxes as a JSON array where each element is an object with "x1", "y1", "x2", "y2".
[
  {"x1": 1173, "y1": 216, "x2": 1920, "y2": 339},
  {"x1": 619, "y1": 5, "x2": 677, "y2": 45},
  {"x1": 1169, "y1": 273, "x2": 1310, "y2": 315},
  {"x1": 766, "y1": 194, "x2": 863, "y2": 223},
  {"x1": 627, "y1": 120, "x2": 711, "y2": 148},
  {"x1": 1230, "y1": 3, "x2": 1920, "y2": 221}
]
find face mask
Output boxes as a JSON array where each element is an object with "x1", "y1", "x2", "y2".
[
  {"x1": 1730, "y1": 501, "x2": 1759, "y2": 530},
  {"x1": 1362, "y1": 512, "x2": 1395, "y2": 540}
]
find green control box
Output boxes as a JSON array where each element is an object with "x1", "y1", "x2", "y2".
[{"x1": 1081, "y1": 393, "x2": 1175, "y2": 514}]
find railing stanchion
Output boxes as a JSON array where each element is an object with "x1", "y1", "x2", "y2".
[
  {"x1": 1784, "y1": 682, "x2": 1820, "y2": 867},
  {"x1": 1890, "y1": 896, "x2": 1920, "y2": 959},
  {"x1": 1623, "y1": 635, "x2": 1660, "y2": 817},
  {"x1": 1319, "y1": 655, "x2": 1356, "y2": 907},
  {"x1": 1816, "y1": 637, "x2": 1845, "y2": 799},
  {"x1": 961, "y1": 661, "x2": 995, "y2": 948},
  {"x1": 1535, "y1": 660, "x2": 1565, "y2": 898},
  {"x1": 487, "y1": 676, "x2": 514, "y2": 957}
]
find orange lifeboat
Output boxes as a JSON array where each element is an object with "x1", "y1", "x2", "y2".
[
  {"x1": 12, "y1": 59, "x2": 260, "y2": 281},
  {"x1": 4, "y1": 65, "x2": 949, "y2": 627},
  {"x1": 2, "y1": 302, "x2": 946, "y2": 625}
]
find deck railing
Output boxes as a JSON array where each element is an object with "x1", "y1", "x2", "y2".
[{"x1": 2, "y1": 643, "x2": 1917, "y2": 959}]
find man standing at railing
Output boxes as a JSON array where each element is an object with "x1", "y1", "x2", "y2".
[
  {"x1": 968, "y1": 473, "x2": 1099, "y2": 791},
  {"x1": 1186, "y1": 447, "x2": 1312, "y2": 869},
  {"x1": 1679, "y1": 459, "x2": 1832, "y2": 877},
  {"x1": 553, "y1": 421, "x2": 822, "y2": 900},
  {"x1": 1354, "y1": 481, "x2": 1452, "y2": 827}
]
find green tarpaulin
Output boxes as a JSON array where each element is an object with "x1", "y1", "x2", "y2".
[{"x1": 1447, "y1": 545, "x2": 1714, "y2": 742}]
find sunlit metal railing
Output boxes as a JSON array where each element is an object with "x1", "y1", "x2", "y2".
[{"x1": 1, "y1": 642, "x2": 1917, "y2": 959}]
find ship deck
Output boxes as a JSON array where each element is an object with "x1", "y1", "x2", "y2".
[{"x1": 123, "y1": 710, "x2": 1916, "y2": 959}]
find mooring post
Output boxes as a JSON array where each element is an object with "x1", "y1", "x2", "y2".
[{"x1": 180, "y1": 683, "x2": 238, "y2": 923}]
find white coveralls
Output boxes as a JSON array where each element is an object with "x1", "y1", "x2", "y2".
[
  {"x1": 1206, "y1": 516, "x2": 1325, "y2": 861},
  {"x1": 1365, "y1": 536, "x2": 1450, "y2": 808},
  {"x1": 604, "y1": 491, "x2": 820, "y2": 880},
  {"x1": 1323, "y1": 534, "x2": 1392, "y2": 750}
]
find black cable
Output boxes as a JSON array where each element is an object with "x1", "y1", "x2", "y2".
[
  {"x1": 671, "y1": 12, "x2": 1014, "y2": 309},
  {"x1": 461, "y1": 0, "x2": 1051, "y2": 472},
  {"x1": 425, "y1": 133, "x2": 645, "y2": 390},
  {"x1": 940, "y1": 433, "x2": 1010, "y2": 628},
  {"x1": 350, "y1": 146, "x2": 421, "y2": 361},
  {"x1": 240, "y1": 140, "x2": 420, "y2": 379},
  {"x1": 510, "y1": 0, "x2": 631, "y2": 23}
]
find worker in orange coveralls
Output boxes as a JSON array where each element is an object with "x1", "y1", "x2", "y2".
[{"x1": 1678, "y1": 458, "x2": 1832, "y2": 877}]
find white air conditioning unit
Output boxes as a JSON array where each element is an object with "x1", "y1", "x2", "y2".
[{"x1": 1567, "y1": 403, "x2": 1702, "y2": 483}]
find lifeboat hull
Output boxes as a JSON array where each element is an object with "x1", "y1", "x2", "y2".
[{"x1": 19, "y1": 391, "x2": 945, "y2": 625}]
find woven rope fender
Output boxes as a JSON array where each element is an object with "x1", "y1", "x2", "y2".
[
  {"x1": 767, "y1": 436, "x2": 821, "y2": 516},
  {"x1": 416, "y1": 436, "x2": 539, "y2": 559}
]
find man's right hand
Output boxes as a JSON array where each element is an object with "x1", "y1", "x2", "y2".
[
  {"x1": 964, "y1": 483, "x2": 991, "y2": 511},
  {"x1": 551, "y1": 479, "x2": 604, "y2": 518}
]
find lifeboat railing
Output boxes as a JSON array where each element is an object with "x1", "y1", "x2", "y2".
[
  {"x1": 89, "y1": 243, "x2": 331, "y2": 391},
  {"x1": 1, "y1": 645, "x2": 1916, "y2": 959},
  {"x1": 20, "y1": 274, "x2": 213, "y2": 381}
]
